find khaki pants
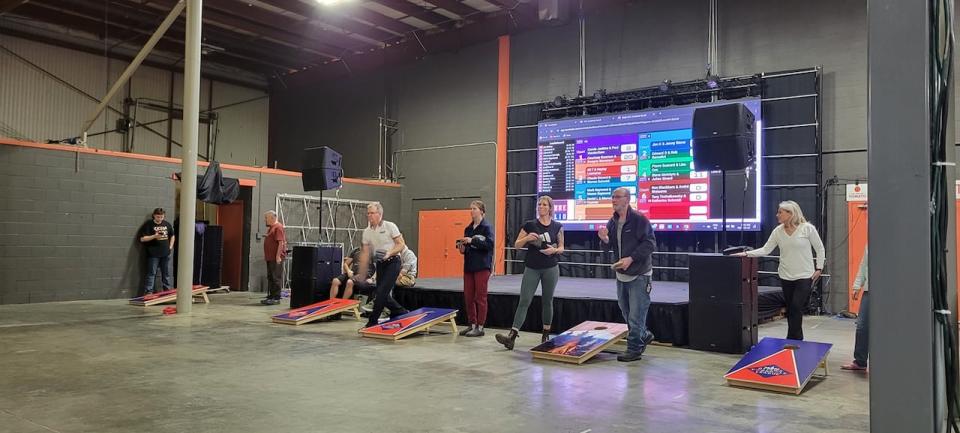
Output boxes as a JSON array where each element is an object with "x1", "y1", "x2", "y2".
[{"x1": 396, "y1": 274, "x2": 416, "y2": 288}]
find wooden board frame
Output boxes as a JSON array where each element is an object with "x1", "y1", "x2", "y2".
[
  {"x1": 129, "y1": 286, "x2": 209, "y2": 307},
  {"x1": 360, "y1": 309, "x2": 459, "y2": 341},
  {"x1": 272, "y1": 299, "x2": 362, "y2": 325},
  {"x1": 530, "y1": 321, "x2": 629, "y2": 365}
]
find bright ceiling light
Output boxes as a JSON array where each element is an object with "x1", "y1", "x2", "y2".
[{"x1": 315, "y1": 0, "x2": 351, "y2": 5}]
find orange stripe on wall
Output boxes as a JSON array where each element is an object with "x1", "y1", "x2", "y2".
[
  {"x1": 495, "y1": 35, "x2": 510, "y2": 275},
  {"x1": 0, "y1": 137, "x2": 400, "y2": 188}
]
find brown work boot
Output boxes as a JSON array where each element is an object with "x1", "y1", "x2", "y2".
[{"x1": 495, "y1": 329, "x2": 519, "y2": 350}]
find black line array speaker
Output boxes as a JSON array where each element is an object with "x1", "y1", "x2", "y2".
[
  {"x1": 692, "y1": 103, "x2": 756, "y2": 171},
  {"x1": 688, "y1": 254, "x2": 758, "y2": 354},
  {"x1": 289, "y1": 245, "x2": 343, "y2": 308},
  {"x1": 190, "y1": 223, "x2": 222, "y2": 288},
  {"x1": 302, "y1": 146, "x2": 342, "y2": 191}
]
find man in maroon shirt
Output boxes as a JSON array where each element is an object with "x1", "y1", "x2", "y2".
[{"x1": 261, "y1": 210, "x2": 287, "y2": 305}]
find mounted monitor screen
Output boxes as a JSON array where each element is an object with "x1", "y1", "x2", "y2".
[{"x1": 536, "y1": 99, "x2": 762, "y2": 232}]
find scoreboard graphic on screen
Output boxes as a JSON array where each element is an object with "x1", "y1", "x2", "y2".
[{"x1": 537, "y1": 99, "x2": 762, "y2": 232}]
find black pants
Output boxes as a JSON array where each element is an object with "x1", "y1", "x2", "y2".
[
  {"x1": 781, "y1": 277, "x2": 813, "y2": 340},
  {"x1": 366, "y1": 257, "x2": 407, "y2": 327},
  {"x1": 266, "y1": 260, "x2": 283, "y2": 300}
]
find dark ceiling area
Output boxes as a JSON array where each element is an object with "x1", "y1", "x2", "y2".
[{"x1": 0, "y1": 0, "x2": 619, "y2": 88}]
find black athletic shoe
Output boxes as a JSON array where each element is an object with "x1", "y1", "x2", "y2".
[{"x1": 617, "y1": 351, "x2": 643, "y2": 362}]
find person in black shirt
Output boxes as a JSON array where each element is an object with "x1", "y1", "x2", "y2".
[
  {"x1": 458, "y1": 200, "x2": 494, "y2": 337},
  {"x1": 138, "y1": 208, "x2": 176, "y2": 295},
  {"x1": 495, "y1": 196, "x2": 564, "y2": 350}
]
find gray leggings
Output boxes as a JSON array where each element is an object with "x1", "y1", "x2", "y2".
[{"x1": 511, "y1": 266, "x2": 560, "y2": 330}]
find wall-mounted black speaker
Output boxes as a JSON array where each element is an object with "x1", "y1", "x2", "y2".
[
  {"x1": 302, "y1": 146, "x2": 342, "y2": 191},
  {"x1": 692, "y1": 103, "x2": 756, "y2": 171}
]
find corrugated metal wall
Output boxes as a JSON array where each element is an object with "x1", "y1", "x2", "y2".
[{"x1": 0, "y1": 35, "x2": 268, "y2": 166}]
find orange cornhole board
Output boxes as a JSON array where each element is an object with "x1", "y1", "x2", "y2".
[
  {"x1": 359, "y1": 308, "x2": 458, "y2": 341},
  {"x1": 129, "y1": 285, "x2": 209, "y2": 306},
  {"x1": 272, "y1": 299, "x2": 361, "y2": 325}
]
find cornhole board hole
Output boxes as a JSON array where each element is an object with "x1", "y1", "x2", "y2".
[
  {"x1": 531, "y1": 321, "x2": 629, "y2": 364},
  {"x1": 129, "y1": 285, "x2": 209, "y2": 306},
  {"x1": 272, "y1": 299, "x2": 362, "y2": 325},
  {"x1": 359, "y1": 307, "x2": 458, "y2": 340},
  {"x1": 724, "y1": 337, "x2": 832, "y2": 395}
]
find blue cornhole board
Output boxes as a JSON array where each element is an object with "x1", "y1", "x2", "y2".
[{"x1": 725, "y1": 337, "x2": 832, "y2": 394}]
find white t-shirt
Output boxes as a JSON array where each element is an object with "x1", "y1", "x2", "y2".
[
  {"x1": 745, "y1": 222, "x2": 826, "y2": 281},
  {"x1": 363, "y1": 220, "x2": 401, "y2": 256}
]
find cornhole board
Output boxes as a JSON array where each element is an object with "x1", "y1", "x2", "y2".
[
  {"x1": 129, "y1": 285, "x2": 209, "y2": 306},
  {"x1": 530, "y1": 321, "x2": 629, "y2": 364},
  {"x1": 272, "y1": 299, "x2": 361, "y2": 325},
  {"x1": 724, "y1": 337, "x2": 833, "y2": 395},
  {"x1": 359, "y1": 307, "x2": 458, "y2": 341}
]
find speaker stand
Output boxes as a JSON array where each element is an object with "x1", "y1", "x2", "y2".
[
  {"x1": 315, "y1": 190, "x2": 328, "y2": 246},
  {"x1": 721, "y1": 169, "x2": 728, "y2": 250}
]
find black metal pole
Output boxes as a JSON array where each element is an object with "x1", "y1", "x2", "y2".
[{"x1": 721, "y1": 169, "x2": 727, "y2": 250}]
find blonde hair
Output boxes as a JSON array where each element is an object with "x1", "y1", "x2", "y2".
[
  {"x1": 537, "y1": 195, "x2": 554, "y2": 219},
  {"x1": 778, "y1": 200, "x2": 807, "y2": 227}
]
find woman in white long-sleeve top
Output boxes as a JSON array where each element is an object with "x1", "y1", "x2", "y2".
[{"x1": 735, "y1": 200, "x2": 825, "y2": 340}]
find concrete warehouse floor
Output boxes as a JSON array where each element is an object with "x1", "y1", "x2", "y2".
[{"x1": 0, "y1": 293, "x2": 869, "y2": 433}]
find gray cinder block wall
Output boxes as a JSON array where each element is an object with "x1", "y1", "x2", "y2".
[{"x1": 0, "y1": 141, "x2": 400, "y2": 304}]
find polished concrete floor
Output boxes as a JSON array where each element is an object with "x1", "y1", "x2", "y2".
[{"x1": 0, "y1": 293, "x2": 869, "y2": 433}]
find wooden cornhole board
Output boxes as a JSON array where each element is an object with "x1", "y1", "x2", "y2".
[
  {"x1": 272, "y1": 298, "x2": 361, "y2": 325},
  {"x1": 724, "y1": 337, "x2": 832, "y2": 395},
  {"x1": 129, "y1": 285, "x2": 209, "y2": 306},
  {"x1": 531, "y1": 321, "x2": 629, "y2": 364},
  {"x1": 359, "y1": 307, "x2": 458, "y2": 340}
]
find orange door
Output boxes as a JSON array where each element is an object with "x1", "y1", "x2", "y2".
[
  {"x1": 218, "y1": 200, "x2": 244, "y2": 290},
  {"x1": 847, "y1": 202, "x2": 868, "y2": 313},
  {"x1": 418, "y1": 209, "x2": 472, "y2": 278}
]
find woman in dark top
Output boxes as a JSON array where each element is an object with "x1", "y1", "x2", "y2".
[
  {"x1": 495, "y1": 195, "x2": 564, "y2": 350},
  {"x1": 458, "y1": 200, "x2": 494, "y2": 337}
]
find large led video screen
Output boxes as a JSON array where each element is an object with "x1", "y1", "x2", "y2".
[{"x1": 536, "y1": 99, "x2": 762, "y2": 232}]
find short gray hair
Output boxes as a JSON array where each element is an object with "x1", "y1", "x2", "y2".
[
  {"x1": 613, "y1": 187, "x2": 631, "y2": 199},
  {"x1": 264, "y1": 210, "x2": 278, "y2": 218},
  {"x1": 367, "y1": 202, "x2": 383, "y2": 214}
]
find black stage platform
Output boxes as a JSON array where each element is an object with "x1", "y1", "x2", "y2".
[{"x1": 393, "y1": 276, "x2": 784, "y2": 346}]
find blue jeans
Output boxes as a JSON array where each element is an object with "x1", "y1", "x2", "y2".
[
  {"x1": 616, "y1": 275, "x2": 653, "y2": 353},
  {"x1": 853, "y1": 291, "x2": 870, "y2": 367},
  {"x1": 144, "y1": 255, "x2": 173, "y2": 294}
]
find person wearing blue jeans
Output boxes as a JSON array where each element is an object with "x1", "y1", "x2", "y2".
[
  {"x1": 139, "y1": 208, "x2": 175, "y2": 295},
  {"x1": 842, "y1": 246, "x2": 869, "y2": 371},
  {"x1": 599, "y1": 187, "x2": 657, "y2": 362}
]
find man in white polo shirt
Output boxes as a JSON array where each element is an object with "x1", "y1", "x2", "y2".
[{"x1": 357, "y1": 202, "x2": 410, "y2": 328}]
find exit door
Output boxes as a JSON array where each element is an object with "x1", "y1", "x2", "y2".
[
  {"x1": 218, "y1": 199, "x2": 245, "y2": 290},
  {"x1": 418, "y1": 209, "x2": 472, "y2": 278}
]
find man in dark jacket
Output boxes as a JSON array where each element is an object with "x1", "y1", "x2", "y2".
[{"x1": 598, "y1": 187, "x2": 657, "y2": 362}]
